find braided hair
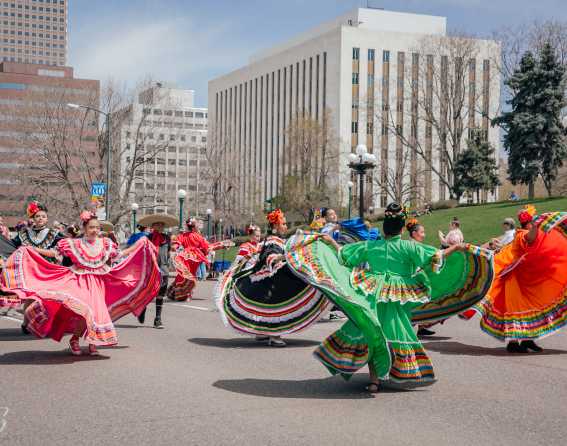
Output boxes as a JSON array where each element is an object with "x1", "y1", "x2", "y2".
[{"x1": 383, "y1": 203, "x2": 407, "y2": 236}]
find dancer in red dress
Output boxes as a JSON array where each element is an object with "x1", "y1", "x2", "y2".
[
  {"x1": 168, "y1": 218, "x2": 233, "y2": 301},
  {"x1": 0, "y1": 211, "x2": 161, "y2": 356},
  {"x1": 234, "y1": 225, "x2": 261, "y2": 263}
]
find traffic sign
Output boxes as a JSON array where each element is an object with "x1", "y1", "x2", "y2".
[{"x1": 91, "y1": 183, "x2": 106, "y2": 198}]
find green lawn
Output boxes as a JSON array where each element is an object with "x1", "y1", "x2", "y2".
[
  {"x1": 407, "y1": 196, "x2": 567, "y2": 246},
  {"x1": 219, "y1": 196, "x2": 566, "y2": 262}
]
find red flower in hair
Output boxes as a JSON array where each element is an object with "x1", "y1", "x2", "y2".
[
  {"x1": 26, "y1": 202, "x2": 40, "y2": 218},
  {"x1": 79, "y1": 210, "x2": 96, "y2": 223},
  {"x1": 266, "y1": 209, "x2": 285, "y2": 226},
  {"x1": 517, "y1": 204, "x2": 536, "y2": 225}
]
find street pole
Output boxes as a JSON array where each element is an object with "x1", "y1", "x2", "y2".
[
  {"x1": 358, "y1": 170, "x2": 364, "y2": 220},
  {"x1": 207, "y1": 214, "x2": 211, "y2": 240},
  {"x1": 106, "y1": 113, "x2": 111, "y2": 222},
  {"x1": 178, "y1": 197, "x2": 184, "y2": 231},
  {"x1": 132, "y1": 209, "x2": 137, "y2": 233},
  {"x1": 347, "y1": 182, "x2": 353, "y2": 220}
]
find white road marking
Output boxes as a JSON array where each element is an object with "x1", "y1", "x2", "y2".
[
  {"x1": 0, "y1": 315, "x2": 23, "y2": 323},
  {"x1": 170, "y1": 303, "x2": 212, "y2": 312}
]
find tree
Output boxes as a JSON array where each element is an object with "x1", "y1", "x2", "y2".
[
  {"x1": 9, "y1": 83, "x2": 101, "y2": 222},
  {"x1": 493, "y1": 45, "x2": 567, "y2": 198},
  {"x1": 454, "y1": 130, "x2": 500, "y2": 202}
]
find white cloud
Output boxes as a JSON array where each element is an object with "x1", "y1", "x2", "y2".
[{"x1": 69, "y1": 15, "x2": 250, "y2": 94}]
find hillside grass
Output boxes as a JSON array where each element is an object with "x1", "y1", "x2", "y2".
[{"x1": 218, "y1": 196, "x2": 566, "y2": 262}]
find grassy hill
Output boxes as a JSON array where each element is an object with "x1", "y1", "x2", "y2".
[
  {"x1": 218, "y1": 196, "x2": 566, "y2": 263},
  {"x1": 403, "y1": 196, "x2": 567, "y2": 246}
]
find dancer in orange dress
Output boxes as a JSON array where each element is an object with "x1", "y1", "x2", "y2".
[{"x1": 475, "y1": 206, "x2": 567, "y2": 353}]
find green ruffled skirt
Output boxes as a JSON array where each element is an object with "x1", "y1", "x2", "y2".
[{"x1": 285, "y1": 233, "x2": 494, "y2": 387}]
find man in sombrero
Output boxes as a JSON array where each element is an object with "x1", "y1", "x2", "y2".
[{"x1": 130, "y1": 213, "x2": 178, "y2": 329}]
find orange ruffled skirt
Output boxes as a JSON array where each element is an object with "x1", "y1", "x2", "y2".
[{"x1": 478, "y1": 228, "x2": 567, "y2": 341}]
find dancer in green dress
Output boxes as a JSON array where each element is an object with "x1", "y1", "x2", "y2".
[{"x1": 286, "y1": 203, "x2": 494, "y2": 393}]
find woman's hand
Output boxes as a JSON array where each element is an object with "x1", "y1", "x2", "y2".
[{"x1": 321, "y1": 234, "x2": 340, "y2": 251}]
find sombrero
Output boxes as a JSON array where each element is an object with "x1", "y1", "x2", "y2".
[
  {"x1": 138, "y1": 213, "x2": 179, "y2": 228},
  {"x1": 99, "y1": 220, "x2": 114, "y2": 232}
]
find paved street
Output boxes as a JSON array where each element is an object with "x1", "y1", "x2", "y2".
[{"x1": 1, "y1": 281, "x2": 566, "y2": 446}]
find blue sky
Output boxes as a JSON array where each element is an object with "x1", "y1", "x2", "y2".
[{"x1": 69, "y1": 0, "x2": 567, "y2": 107}]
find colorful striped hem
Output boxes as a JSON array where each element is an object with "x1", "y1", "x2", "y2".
[{"x1": 479, "y1": 293, "x2": 567, "y2": 341}]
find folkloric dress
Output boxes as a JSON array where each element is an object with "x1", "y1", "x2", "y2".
[
  {"x1": 474, "y1": 212, "x2": 567, "y2": 341},
  {"x1": 216, "y1": 235, "x2": 329, "y2": 337},
  {"x1": 234, "y1": 240, "x2": 260, "y2": 263},
  {"x1": 168, "y1": 231, "x2": 225, "y2": 301},
  {"x1": 12, "y1": 227, "x2": 63, "y2": 263},
  {"x1": 286, "y1": 233, "x2": 493, "y2": 388},
  {"x1": 0, "y1": 237, "x2": 161, "y2": 345}
]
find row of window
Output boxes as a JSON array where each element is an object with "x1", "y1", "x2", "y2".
[
  {"x1": 2, "y1": 47, "x2": 63, "y2": 56},
  {"x1": 2, "y1": 1, "x2": 64, "y2": 7},
  {"x1": 2, "y1": 39, "x2": 65, "y2": 47},
  {"x1": 1, "y1": 23, "x2": 64, "y2": 31},
  {"x1": 1, "y1": 32, "x2": 65, "y2": 40},
  {"x1": 1, "y1": 11, "x2": 65, "y2": 19},
  {"x1": 125, "y1": 132, "x2": 207, "y2": 143},
  {"x1": 1, "y1": 55, "x2": 62, "y2": 64},
  {"x1": 353, "y1": 47, "x2": 389, "y2": 62},
  {"x1": 144, "y1": 108, "x2": 207, "y2": 118}
]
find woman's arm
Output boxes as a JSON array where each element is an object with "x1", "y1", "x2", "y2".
[
  {"x1": 525, "y1": 223, "x2": 539, "y2": 245},
  {"x1": 438, "y1": 230, "x2": 446, "y2": 245},
  {"x1": 321, "y1": 234, "x2": 341, "y2": 251},
  {"x1": 34, "y1": 247, "x2": 58, "y2": 257}
]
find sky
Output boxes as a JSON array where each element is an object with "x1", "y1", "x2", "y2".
[{"x1": 69, "y1": 0, "x2": 567, "y2": 107}]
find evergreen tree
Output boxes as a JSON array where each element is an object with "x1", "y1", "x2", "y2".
[
  {"x1": 493, "y1": 44, "x2": 567, "y2": 198},
  {"x1": 536, "y1": 43, "x2": 567, "y2": 196},
  {"x1": 454, "y1": 131, "x2": 500, "y2": 202},
  {"x1": 492, "y1": 52, "x2": 541, "y2": 199}
]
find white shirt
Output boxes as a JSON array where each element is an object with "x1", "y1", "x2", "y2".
[{"x1": 499, "y1": 229, "x2": 516, "y2": 246}]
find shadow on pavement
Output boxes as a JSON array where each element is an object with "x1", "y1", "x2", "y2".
[
  {"x1": 423, "y1": 340, "x2": 567, "y2": 357},
  {"x1": 188, "y1": 337, "x2": 320, "y2": 349},
  {"x1": 0, "y1": 328, "x2": 40, "y2": 341},
  {"x1": 417, "y1": 336, "x2": 452, "y2": 341},
  {"x1": 0, "y1": 350, "x2": 110, "y2": 365},
  {"x1": 213, "y1": 376, "x2": 418, "y2": 399}
]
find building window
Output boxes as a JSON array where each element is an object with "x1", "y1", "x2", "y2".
[
  {"x1": 351, "y1": 121, "x2": 358, "y2": 133},
  {"x1": 368, "y1": 48, "x2": 375, "y2": 61},
  {"x1": 352, "y1": 72, "x2": 359, "y2": 85},
  {"x1": 383, "y1": 50, "x2": 390, "y2": 62},
  {"x1": 352, "y1": 47, "x2": 360, "y2": 61}
]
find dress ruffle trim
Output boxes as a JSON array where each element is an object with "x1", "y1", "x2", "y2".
[{"x1": 478, "y1": 289, "x2": 567, "y2": 341}]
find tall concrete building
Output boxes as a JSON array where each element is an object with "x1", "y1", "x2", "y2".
[
  {"x1": 0, "y1": 0, "x2": 67, "y2": 66},
  {"x1": 116, "y1": 84, "x2": 211, "y2": 219},
  {"x1": 0, "y1": 62, "x2": 99, "y2": 226},
  {"x1": 209, "y1": 8, "x2": 501, "y2": 212}
]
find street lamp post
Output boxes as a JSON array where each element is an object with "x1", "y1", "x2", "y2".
[
  {"x1": 130, "y1": 202, "x2": 139, "y2": 234},
  {"x1": 67, "y1": 103, "x2": 112, "y2": 221},
  {"x1": 206, "y1": 208, "x2": 212, "y2": 240},
  {"x1": 177, "y1": 189, "x2": 187, "y2": 231},
  {"x1": 347, "y1": 144, "x2": 377, "y2": 220},
  {"x1": 347, "y1": 181, "x2": 354, "y2": 220}
]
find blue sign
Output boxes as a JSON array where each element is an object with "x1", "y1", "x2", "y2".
[{"x1": 91, "y1": 183, "x2": 106, "y2": 197}]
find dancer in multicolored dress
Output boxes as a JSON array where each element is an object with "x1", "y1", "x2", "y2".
[
  {"x1": 234, "y1": 225, "x2": 262, "y2": 263},
  {"x1": 216, "y1": 209, "x2": 330, "y2": 347},
  {"x1": 471, "y1": 206, "x2": 567, "y2": 353},
  {"x1": 286, "y1": 203, "x2": 494, "y2": 393},
  {"x1": 0, "y1": 211, "x2": 161, "y2": 356}
]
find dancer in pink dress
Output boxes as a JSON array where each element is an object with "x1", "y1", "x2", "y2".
[{"x1": 1, "y1": 211, "x2": 161, "y2": 356}]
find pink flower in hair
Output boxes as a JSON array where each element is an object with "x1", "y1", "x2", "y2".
[{"x1": 80, "y1": 210, "x2": 95, "y2": 223}]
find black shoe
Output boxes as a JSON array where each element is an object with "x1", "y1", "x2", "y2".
[
  {"x1": 137, "y1": 308, "x2": 146, "y2": 325},
  {"x1": 417, "y1": 327, "x2": 436, "y2": 337},
  {"x1": 21, "y1": 323, "x2": 30, "y2": 335},
  {"x1": 153, "y1": 318, "x2": 164, "y2": 329},
  {"x1": 521, "y1": 340, "x2": 543, "y2": 352},
  {"x1": 506, "y1": 341, "x2": 528, "y2": 353}
]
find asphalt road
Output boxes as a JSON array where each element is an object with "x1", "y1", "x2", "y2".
[{"x1": 1, "y1": 281, "x2": 566, "y2": 446}]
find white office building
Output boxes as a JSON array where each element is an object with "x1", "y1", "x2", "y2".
[
  {"x1": 208, "y1": 8, "x2": 501, "y2": 211},
  {"x1": 116, "y1": 85, "x2": 211, "y2": 218}
]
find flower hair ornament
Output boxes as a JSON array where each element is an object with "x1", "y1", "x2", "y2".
[
  {"x1": 266, "y1": 208, "x2": 285, "y2": 226},
  {"x1": 79, "y1": 210, "x2": 96, "y2": 224},
  {"x1": 246, "y1": 224, "x2": 260, "y2": 235},
  {"x1": 26, "y1": 201, "x2": 46, "y2": 218},
  {"x1": 384, "y1": 204, "x2": 409, "y2": 221},
  {"x1": 517, "y1": 204, "x2": 536, "y2": 225},
  {"x1": 405, "y1": 218, "x2": 420, "y2": 232}
]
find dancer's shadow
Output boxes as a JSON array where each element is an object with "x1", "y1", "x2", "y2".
[
  {"x1": 213, "y1": 376, "x2": 418, "y2": 399},
  {"x1": 423, "y1": 340, "x2": 567, "y2": 357},
  {"x1": 417, "y1": 336, "x2": 452, "y2": 341},
  {"x1": 0, "y1": 350, "x2": 110, "y2": 365},
  {"x1": 0, "y1": 328, "x2": 40, "y2": 341},
  {"x1": 188, "y1": 337, "x2": 321, "y2": 349}
]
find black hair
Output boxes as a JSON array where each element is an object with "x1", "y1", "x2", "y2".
[
  {"x1": 383, "y1": 202, "x2": 406, "y2": 236},
  {"x1": 405, "y1": 220, "x2": 423, "y2": 236}
]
